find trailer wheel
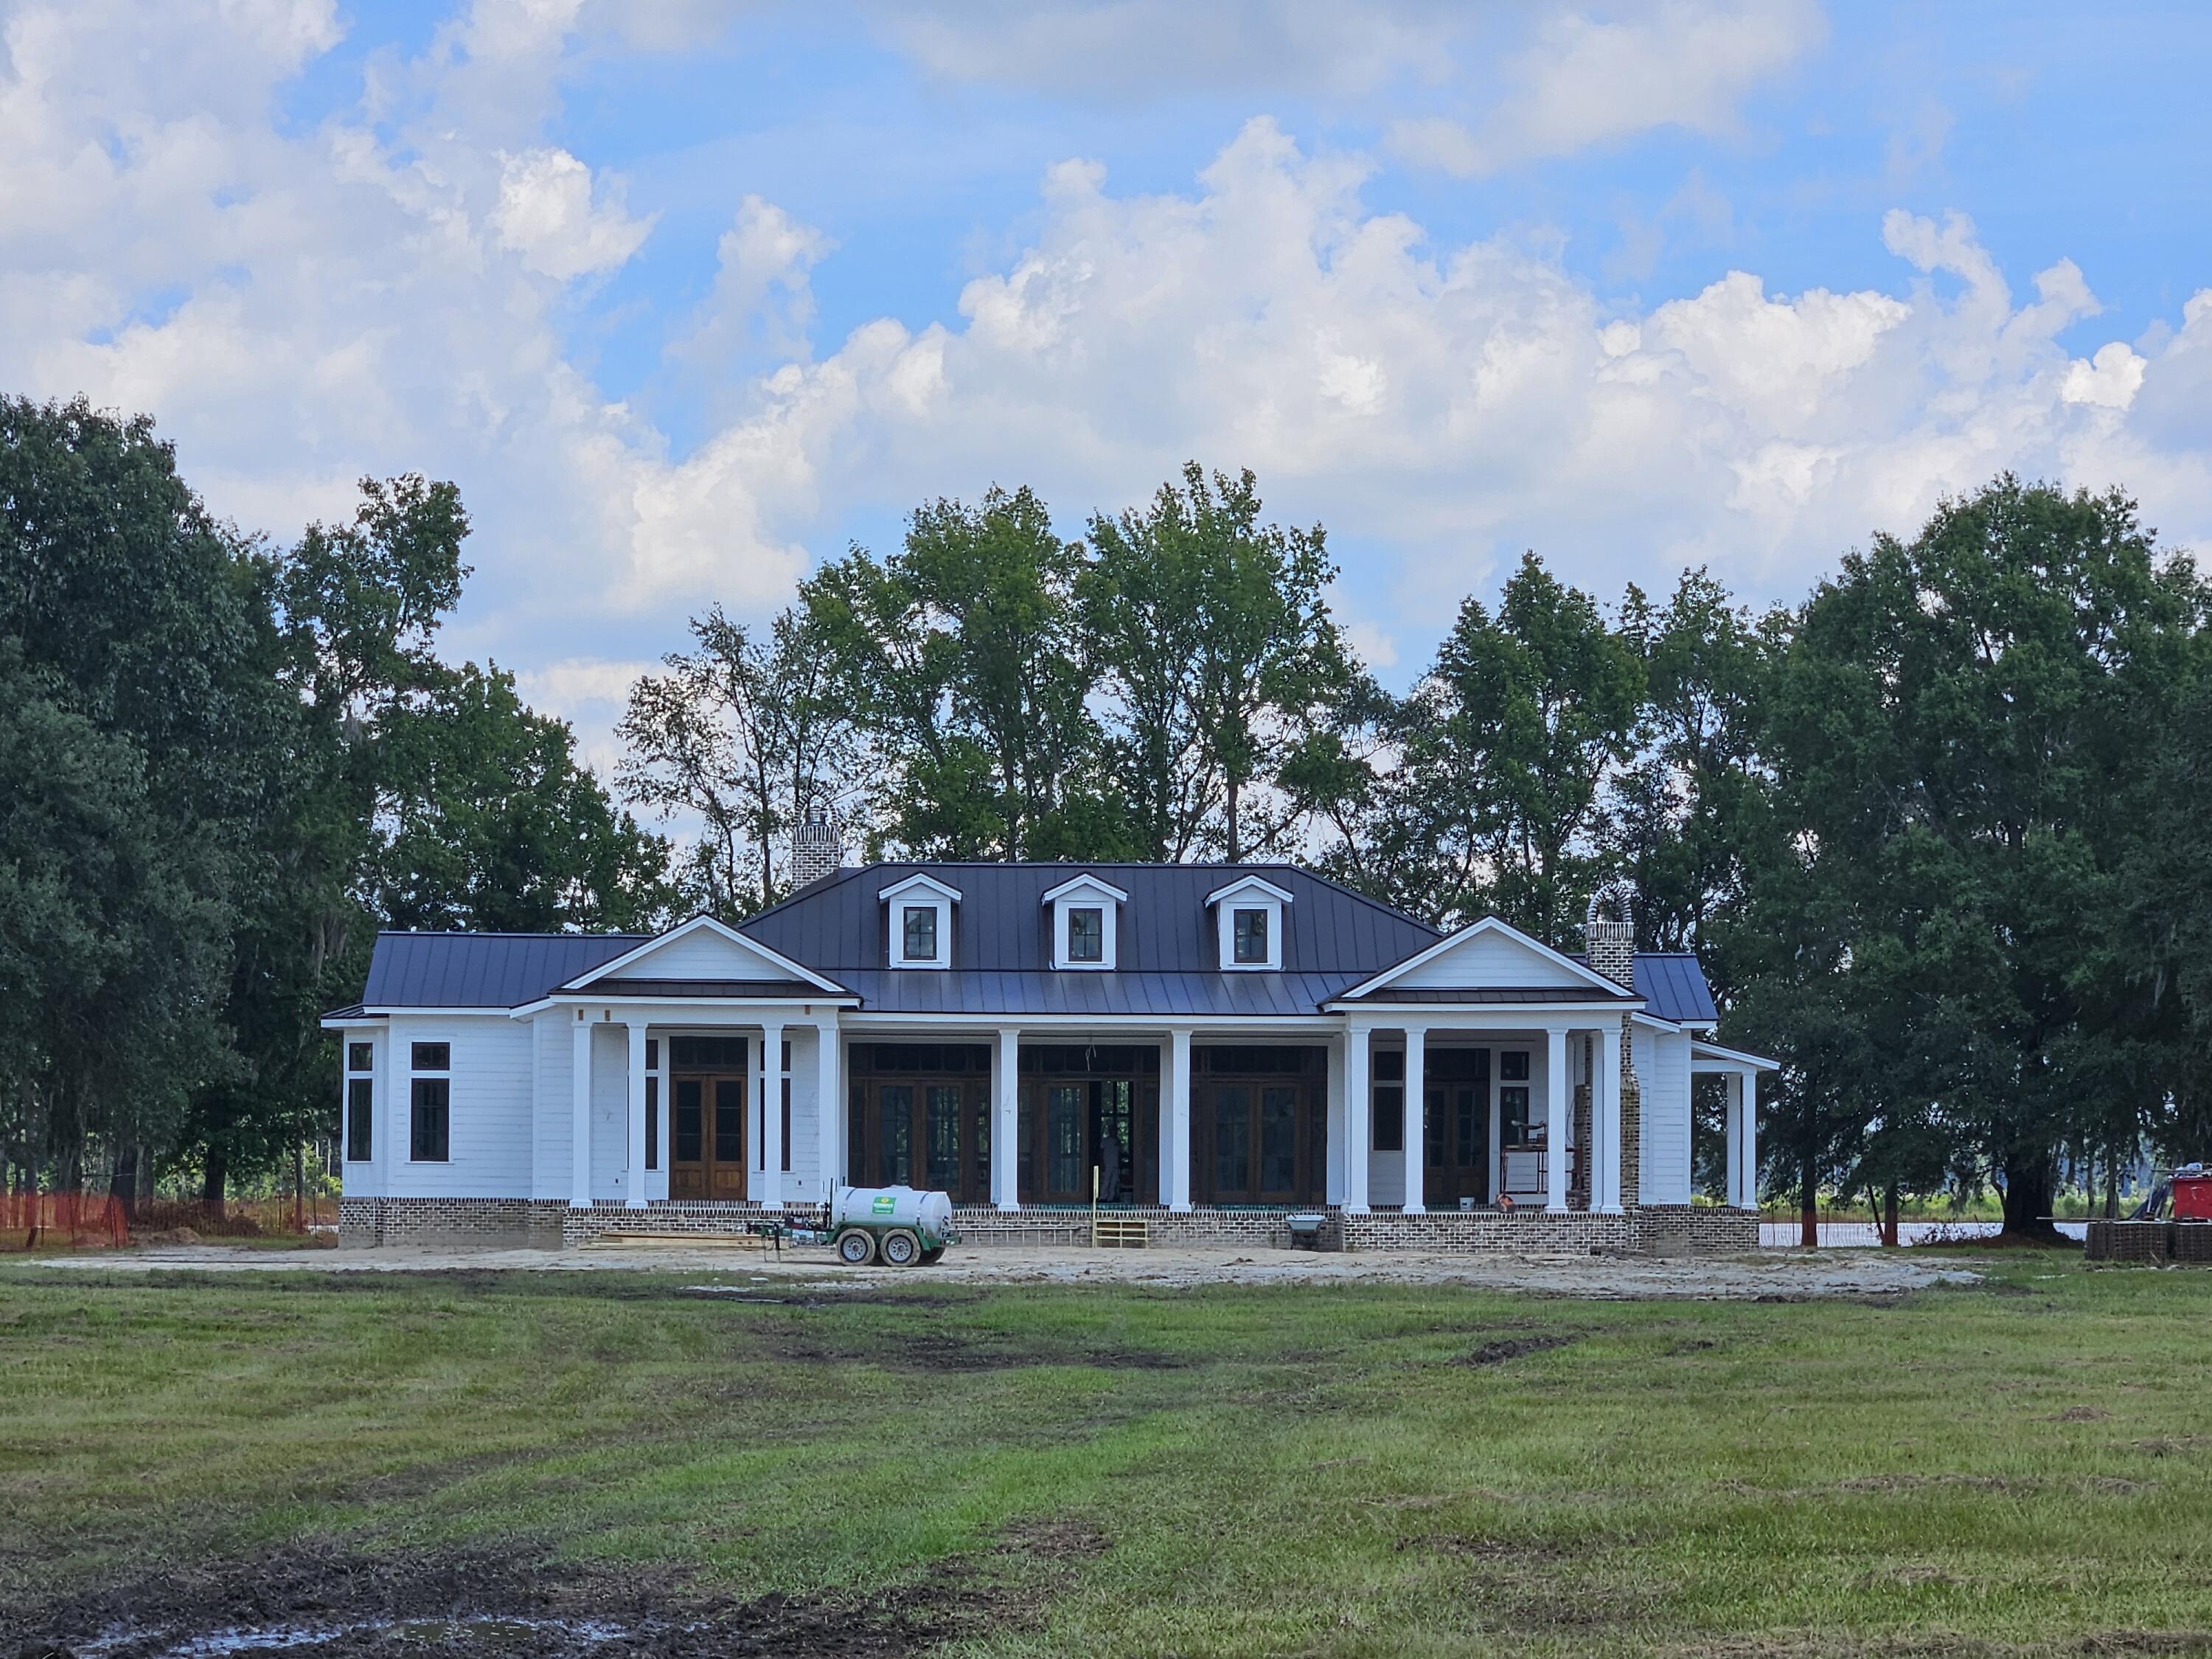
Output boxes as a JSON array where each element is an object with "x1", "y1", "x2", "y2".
[
  {"x1": 880, "y1": 1228, "x2": 921, "y2": 1267},
  {"x1": 919, "y1": 1246, "x2": 945, "y2": 1266},
  {"x1": 835, "y1": 1228, "x2": 877, "y2": 1265}
]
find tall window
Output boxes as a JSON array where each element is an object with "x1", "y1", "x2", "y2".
[
  {"x1": 902, "y1": 905, "x2": 938, "y2": 962},
  {"x1": 1371, "y1": 1048, "x2": 1405, "y2": 1152},
  {"x1": 1067, "y1": 907, "x2": 1104, "y2": 962},
  {"x1": 345, "y1": 1042, "x2": 374, "y2": 1162},
  {"x1": 1232, "y1": 908, "x2": 1269, "y2": 964},
  {"x1": 410, "y1": 1041, "x2": 451, "y2": 1162},
  {"x1": 1500, "y1": 1049, "x2": 1532, "y2": 1147}
]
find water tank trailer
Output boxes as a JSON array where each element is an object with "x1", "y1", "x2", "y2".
[{"x1": 807, "y1": 1186, "x2": 959, "y2": 1267}]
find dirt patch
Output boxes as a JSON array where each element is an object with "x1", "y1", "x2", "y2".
[
  {"x1": 2048, "y1": 1406, "x2": 2109, "y2": 1423},
  {"x1": 1460, "y1": 1334, "x2": 1579, "y2": 1367},
  {"x1": 770, "y1": 1328, "x2": 1189, "y2": 1374},
  {"x1": 6, "y1": 1537, "x2": 1003, "y2": 1659},
  {"x1": 995, "y1": 1517, "x2": 1110, "y2": 1563}
]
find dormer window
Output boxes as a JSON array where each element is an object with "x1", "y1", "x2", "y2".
[
  {"x1": 880, "y1": 872, "x2": 960, "y2": 970},
  {"x1": 1043, "y1": 873, "x2": 1127, "y2": 971},
  {"x1": 1207, "y1": 874, "x2": 1291, "y2": 972}
]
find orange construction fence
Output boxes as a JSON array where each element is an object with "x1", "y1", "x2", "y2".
[{"x1": 1, "y1": 1191, "x2": 339, "y2": 1251}]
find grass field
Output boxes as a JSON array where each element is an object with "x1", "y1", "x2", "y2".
[{"x1": 1, "y1": 1253, "x2": 2208, "y2": 1656}]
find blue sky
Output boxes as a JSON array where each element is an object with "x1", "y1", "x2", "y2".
[{"x1": 3, "y1": 0, "x2": 2208, "y2": 766}]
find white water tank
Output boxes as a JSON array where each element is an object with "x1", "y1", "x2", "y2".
[{"x1": 830, "y1": 1185, "x2": 955, "y2": 1237}]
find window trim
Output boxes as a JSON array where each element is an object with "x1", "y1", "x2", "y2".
[
  {"x1": 1066, "y1": 905, "x2": 1105, "y2": 963},
  {"x1": 1043, "y1": 874, "x2": 1126, "y2": 971},
  {"x1": 1207, "y1": 876, "x2": 1290, "y2": 971},
  {"x1": 1231, "y1": 906, "x2": 1270, "y2": 964},
  {"x1": 408, "y1": 1038, "x2": 452, "y2": 1164}
]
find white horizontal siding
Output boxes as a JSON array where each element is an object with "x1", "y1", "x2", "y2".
[
  {"x1": 1393, "y1": 929, "x2": 1590, "y2": 990},
  {"x1": 1636, "y1": 1025, "x2": 1692, "y2": 1206},
  {"x1": 385, "y1": 1013, "x2": 534, "y2": 1198},
  {"x1": 532, "y1": 1012, "x2": 571, "y2": 1200}
]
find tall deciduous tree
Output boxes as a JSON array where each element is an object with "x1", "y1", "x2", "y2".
[
  {"x1": 1399, "y1": 553, "x2": 1644, "y2": 942},
  {"x1": 1084, "y1": 464, "x2": 1352, "y2": 861},
  {"x1": 1756, "y1": 478, "x2": 2207, "y2": 1239},
  {"x1": 803, "y1": 487, "x2": 1111, "y2": 861},
  {"x1": 620, "y1": 605, "x2": 856, "y2": 917}
]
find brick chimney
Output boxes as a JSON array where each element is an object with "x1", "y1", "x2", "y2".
[
  {"x1": 1584, "y1": 882, "x2": 1637, "y2": 991},
  {"x1": 1584, "y1": 882, "x2": 1641, "y2": 1210},
  {"x1": 790, "y1": 797, "x2": 843, "y2": 890}
]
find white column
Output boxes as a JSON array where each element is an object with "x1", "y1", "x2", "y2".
[
  {"x1": 569, "y1": 1015, "x2": 593, "y2": 1208},
  {"x1": 376, "y1": 1026, "x2": 398, "y2": 1193},
  {"x1": 815, "y1": 1019, "x2": 841, "y2": 1206},
  {"x1": 654, "y1": 1040, "x2": 670, "y2": 1199},
  {"x1": 1734, "y1": 1071, "x2": 1759, "y2": 1209},
  {"x1": 1165, "y1": 1029, "x2": 1193, "y2": 1211},
  {"x1": 1324, "y1": 1032, "x2": 1347, "y2": 1203},
  {"x1": 1400, "y1": 1026, "x2": 1426, "y2": 1214},
  {"x1": 1595, "y1": 1019, "x2": 1623, "y2": 1213},
  {"x1": 758, "y1": 1019, "x2": 785, "y2": 1208},
  {"x1": 1723, "y1": 1071, "x2": 1744, "y2": 1209},
  {"x1": 1343, "y1": 1024, "x2": 1371, "y2": 1214},
  {"x1": 1545, "y1": 1026, "x2": 1569, "y2": 1213},
  {"x1": 625, "y1": 1023, "x2": 648, "y2": 1209},
  {"x1": 992, "y1": 1027, "x2": 1020, "y2": 1210}
]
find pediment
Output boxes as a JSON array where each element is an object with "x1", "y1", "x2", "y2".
[
  {"x1": 1343, "y1": 917, "x2": 1632, "y2": 1000},
  {"x1": 563, "y1": 916, "x2": 846, "y2": 995}
]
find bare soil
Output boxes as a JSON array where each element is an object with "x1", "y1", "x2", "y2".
[
  {"x1": 6, "y1": 1530, "x2": 1070, "y2": 1659},
  {"x1": 21, "y1": 1242, "x2": 1981, "y2": 1300}
]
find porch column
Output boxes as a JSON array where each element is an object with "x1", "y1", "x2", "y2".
[
  {"x1": 814, "y1": 1019, "x2": 841, "y2": 1204},
  {"x1": 625, "y1": 1023, "x2": 648, "y2": 1210},
  {"x1": 758, "y1": 1018, "x2": 785, "y2": 1209},
  {"x1": 1723, "y1": 1070, "x2": 1744, "y2": 1210},
  {"x1": 1731, "y1": 1071, "x2": 1758, "y2": 1210},
  {"x1": 1324, "y1": 1032, "x2": 1347, "y2": 1204},
  {"x1": 992, "y1": 1027, "x2": 1020, "y2": 1210},
  {"x1": 1594, "y1": 1018, "x2": 1623, "y2": 1213},
  {"x1": 1544, "y1": 1025, "x2": 1568, "y2": 1213},
  {"x1": 569, "y1": 1014, "x2": 593, "y2": 1208},
  {"x1": 376, "y1": 1026, "x2": 397, "y2": 1194},
  {"x1": 1343, "y1": 1023, "x2": 1371, "y2": 1214},
  {"x1": 1400, "y1": 1026, "x2": 1426, "y2": 1214},
  {"x1": 1165, "y1": 1028, "x2": 1193, "y2": 1211}
]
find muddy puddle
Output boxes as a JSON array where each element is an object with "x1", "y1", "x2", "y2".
[{"x1": 8, "y1": 1537, "x2": 1045, "y2": 1659}]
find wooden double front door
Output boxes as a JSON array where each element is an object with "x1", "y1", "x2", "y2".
[
  {"x1": 1193, "y1": 1046, "x2": 1325, "y2": 1206},
  {"x1": 1422, "y1": 1047, "x2": 1492, "y2": 1208},
  {"x1": 670, "y1": 1034, "x2": 749, "y2": 1200}
]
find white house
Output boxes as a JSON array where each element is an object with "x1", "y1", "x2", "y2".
[{"x1": 322, "y1": 863, "x2": 1771, "y2": 1251}]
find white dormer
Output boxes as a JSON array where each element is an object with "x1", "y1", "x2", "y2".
[
  {"x1": 1206, "y1": 874, "x2": 1292, "y2": 971},
  {"x1": 880, "y1": 872, "x2": 961, "y2": 970},
  {"x1": 1041, "y1": 872, "x2": 1128, "y2": 971}
]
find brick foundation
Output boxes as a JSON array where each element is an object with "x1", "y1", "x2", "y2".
[
  {"x1": 338, "y1": 1196, "x2": 566, "y2": 1248},
  {"x1": 347, "y1": 1196, "x2": 1763, "y2": 1255}
]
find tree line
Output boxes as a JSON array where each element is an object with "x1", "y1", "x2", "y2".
[{"x1": 7, "y1": 400, "x2": 2211, "y2": 1232}]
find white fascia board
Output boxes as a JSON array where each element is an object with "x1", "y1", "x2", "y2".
[
  {"x1": 1335, "y1": 915, "x2": 1633, "y2": 1003},
  {"x1": 879, "y1": 872, "x2": 964, "y2": 904},
  {"x1": 1204, "y1": 874, "x2": 1295, "y2": 908},
  {"x1": 560, "y1": 914, "x2": 851, "y2": 997},
  {"x1": 1040, "y1": 872, "x2": 1130, "y2": 905},
  {"x1": 838, "y1": 1011, "x2": 1335, "y2": 1034},
  {"x1": 507, "y1": 992, "x2": 861, "y2": 1020},
  {"x1": 319, "y1": 1014, "x2": 390, "y2": 1030},
  {"x1": 1690, "y1": 1038, "x2": 1780, "y2": 1071},
  {"x1": 1320, "y1": 998, "x2": 1641, "y2": 1018}
]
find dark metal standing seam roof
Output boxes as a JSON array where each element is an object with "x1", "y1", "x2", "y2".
[
  {"x1": 361, "y1": 932, "x2": 650, "y2": 1008},
  {"x1": 737, "y1": 863, "x2": 1441, "y2": 1018},
  {"x1": 339, "y1": 872, "x2": 1725, "y2": 1025}
]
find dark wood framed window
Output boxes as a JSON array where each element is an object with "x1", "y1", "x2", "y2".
[
  {"x1": 1371, "y1": 1048, "x2": 1404, "y2": 1152},
  {"x1": 410, "y1": 1078, "x2": 449, "y2": 1161},
  {"x1": 1192, "y1": 1046, "x2": 1324, "y2": 1206},
  {"x1": 1017, "y1": 1045, "x2": 1157, "y2": 1205},
  {"x1": 411, "y1": 1041, "x2": 449, "y2": 1072},
  {"x1": 1066, "y1": 907, "x2": 1103, "y2": 962},
  {"x1": 345, "y1": 1042, "x2": 374, "y2": 1163},
  {"x1": 848, "y1": 1043, "x2": 992, "y2": 1202},
  {"x1": 1231, "y1": 907, "x2": 1269, "y2": 964},
  {"x1": 902, "y1": 905, "x2": 937, "y2": 961}
]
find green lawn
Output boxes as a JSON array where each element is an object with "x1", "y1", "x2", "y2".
[{"x1": 1, "y1": 1255, "x2": 2206, "y2": 1655}]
